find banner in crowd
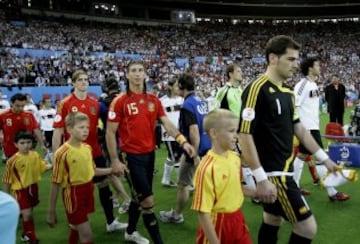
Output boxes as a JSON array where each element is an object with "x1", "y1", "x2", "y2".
[{"x1": 1, "y1": 86, "x2": 102, "y2": 105}]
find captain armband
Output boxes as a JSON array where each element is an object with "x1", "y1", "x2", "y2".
[
  {"x1": 175, "y1": 134, "x2": 188, "y2": 146},
  {"x1": 252, "y1": 167, "x2": 268, "y2": 182},
  {"x1": 314, "y1": 149, "x2": 329, "y2": 163}
]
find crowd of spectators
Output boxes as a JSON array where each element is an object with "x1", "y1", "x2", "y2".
[{"x1": 1, "y1": 17, "x2": 360, "y2": 98}]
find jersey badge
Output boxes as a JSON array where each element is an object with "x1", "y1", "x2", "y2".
[
  {"x1": 54, "y1": 114, "x2": 62, "y2": 123},
  {"x1": 23, "y1": 117, "x2": 30, "y2": 125},
  {"x1": 148, "y1": 102, "x2": 155, "y2": 112},
  {"x1": 242, "y1": 107, "x2": 255, "y2": 121},
  {"x1": 71, "y1": 106, "x2": 78, "y2": 112},
  {"x1": 89, "y1": 106, "x2": 97, "y2": 115},
  {"x1": 108, "y1": 111, "x2": 116, "y2": 120}
]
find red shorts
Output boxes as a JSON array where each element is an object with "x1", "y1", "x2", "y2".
[
  {"x1": 62, "y1": 181, "x2": 95, "y2": 225},
  {"x1": 14, "y1": 184, "x2": 39, "y2": 210},
  {"x1": 196, "y1": 209, "x2": 252, "y2": 244}
]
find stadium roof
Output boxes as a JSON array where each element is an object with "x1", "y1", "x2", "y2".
[{"x1": 117, "y1": 0, "x2": 360, "y2": 19}]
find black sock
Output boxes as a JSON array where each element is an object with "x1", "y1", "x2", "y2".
[
  {"x1": 258, "y1": 222, "x2": 280, "y2": 244},
  {"x1": 142, "y1": 213, "x2": 163, "y2": 244},
  {"x1": 289, "y1": 232, "x2": 312, "y2": 244},
  {"x1": 127, "y1": 201, "x2": 141, "y2": 234},
  {"x1": 98, "y1": 186, "x2": 114, "y2": 224}
]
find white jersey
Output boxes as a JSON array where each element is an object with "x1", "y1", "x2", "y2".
[
  {"x1": 0, "y1": 99, "x2": 10, "y2": 114},
  {"x1": 160, "y1": 94, "x2": 183, "y2": 141},
  {"x1": 24, "y1": 103, "x2": 40, "y2": 123},
  {"x1": 39, "y1": 107, "x2": 56, "y2": 131},
  {"x1": 294, "y1": 77, "x2": 320, "y2": 130}
]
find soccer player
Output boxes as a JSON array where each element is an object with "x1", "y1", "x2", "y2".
[
  {"x1": 52, "y1": 70, "x2": 127, "y2": 233},
  {"x1": 293, "y1": 57, "x2": 349, "y2": 201},
  {"x1": 192, "y1": 109, "x2": 254, "y2": 244},
  {"x1": 0, "y1": 190, "x2": 20, "y2": 244},
  {"x1": 238, "y1": 35, "x2": 340, "y2": 244},
  {"x1": 159, "y1": 73, "x2": 211, "y2": 224},
  {"x1": 215, "y1": 63, "x2": 258, "y2": 202},
  {"x1": 106, "y1": 60, "x2": 195, "y2": 244},
  {"x1": 3, "y1": 131, "x2": 50, "y2": 244},
  {"x1": 0, "y1": 93, "x2": 47, "y2": 163},
  {"x1": 99, "y1": 76, "x2": 131, "y2": 214},
  {"x1": 47, "y1": 112, "x2": 118, "y2": 244},
  {"x1": 159, "y1": 77, "x2": 183, "y2": 187},
  {"x1": 39, "y1": 97, "x2": 56, "y2": 164}
]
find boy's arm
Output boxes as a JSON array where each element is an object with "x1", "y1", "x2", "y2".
[
  {"x1": 47, "y1": 182, "x2": 60, "y2": 228},
  {"x1": 242, "y1": 185, "x2": 257, "y2": 198},
  {"x1": 95, "y1": 167, "x2": 114, "y2": 176},
  {"x1": 198, "y1": 212, "x2": 220, "y2": 244}
]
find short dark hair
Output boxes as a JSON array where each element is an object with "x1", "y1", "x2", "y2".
[
  {"x1": 11, "y1": 93, "x2": 27, "y2": 103},
  {"x1": 177, "y1": 73, "x2": 195, "y2": 91},
  {"x1": 265, "y1": 35, "x2": 301, "y2": 63},
  {"x1": 225, "y1": 64, "x2": 240, "y2": 79},
  {"x1": 102, "y1": 75, "x2": 119, "y2": 94},
  {"x1": 14, "y1": 131, "x2": 34, "y2": 143},
  {"x1": 300, "y1": 57, "x2": 320, "y2": 76}
]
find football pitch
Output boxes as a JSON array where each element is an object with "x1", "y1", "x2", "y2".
[{"x1": 0, "y1": 107, "x2": 359, "y2": 244}]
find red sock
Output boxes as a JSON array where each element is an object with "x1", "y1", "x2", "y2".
[
  {"x1": 308, "y1": 165, "x2": 318, "y2": 181},
  {"x1": 68, "y1": 228, "x2": 79, "y2": 244},
  {"x1": 23, "y1": 219, "x2": 38, "y2": 241}
]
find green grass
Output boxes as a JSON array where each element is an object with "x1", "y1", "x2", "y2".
[{"x1": 1, "y1": 107, "x2": 359, "y2": 243}]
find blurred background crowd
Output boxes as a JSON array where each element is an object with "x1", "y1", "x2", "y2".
[{"x1": 1, "y1": 11, "x2": 360, "y2": 100}]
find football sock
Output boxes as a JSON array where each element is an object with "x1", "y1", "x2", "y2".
[
  {"x1": 127, "y1": 201, "x2": 141, "y2": 235},
  {"x1": 162, "y1": 160, "x2": 174, "y2": 183},
  {"x1": 258, "y1": 222, "x2": 279, "y2": 244},
  {"x1": 293, "y1": 157, "x2": 305, "y2": 186},
  {"x1": 98, "y1": 186, "x2": 114, "y2": 224},
  {"x1": 23, "y1": 219, "x2": 38, "y2": 241},
  {"x1": 142, "y1": 212, "x2": 163, "y2": 244},
  {"x1": 308, "y1": 165, "x2": 318, "y2": 182},
  {"x1": 68, "y1": 228, "x2": 79, "y2": 244},
  {"x1": 289, "y1": 232, "x2": 312, "y2": 244}
]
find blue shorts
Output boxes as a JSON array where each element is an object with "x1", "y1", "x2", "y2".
[{"x1": 125, "y1": 152, "x2": 155, "y2": 202}]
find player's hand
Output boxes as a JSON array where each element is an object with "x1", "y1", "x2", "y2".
[
  {"x1": 323, "y1": 158, "x2": 340, "y2": 173},
  {"x1": 46, "y1": 211, "x2": 57, "y2": 228},
  {"x1": 183, "y1": 142, "x2": 196, "y2": 158},
  {"x1": 256, "y1": 180, "x2": 277, "y2": 203},
  {"x1": 194, "y1": 156, "x2": 201, "y2": 167},
  {"x1": 111, "y1": 158, "x2": 126, "y2": 176}
]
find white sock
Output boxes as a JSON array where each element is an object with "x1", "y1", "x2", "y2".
[
  {"x1": 293, "y1": 157, "x2": 305, "y2": 187},
  {"x1": 242, "y1": 167, "x2": 256, "y2": 190},
  {"x1": 161, "y1": 160, "x2": 173, "y2": 184},
  {"x1": 316, "y1": 164, "x2": 337, "y2": 196}
]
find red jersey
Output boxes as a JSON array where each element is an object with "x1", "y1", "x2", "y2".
[
  {"x1": 53, "y1": 93, "x2": 102, "y2": 157},
  {"x1": 0, "y1": 109, "x2": 38, "y2": 157},
  {"x1": 108, "y1": 92, "x2": 165, "y2": 153}
]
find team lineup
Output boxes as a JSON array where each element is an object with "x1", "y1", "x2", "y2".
[{"x1": 0, "y1": 35, "x2": 357, "y2": 244}]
